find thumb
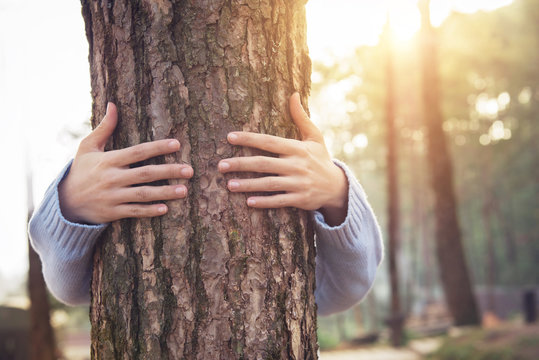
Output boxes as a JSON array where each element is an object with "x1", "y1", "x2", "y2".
[
  {"x1": 289, "y1": 92, "x2": 323, "y2": 142},
  {"x1": 84, "y1": 102, "x2": 117, "y2": 151}
]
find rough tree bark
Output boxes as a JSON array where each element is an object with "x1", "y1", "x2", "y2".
[
  {"x1": 418, "y1": 0, "x2": 480, "y2": 326},
  {"x1": 81, "y1": 0, "x2": 316, "y2": 359}
]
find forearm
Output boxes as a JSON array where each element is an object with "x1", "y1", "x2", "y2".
[
  {"x1": 28, "y1": 161, "x2": 106, "y2": 305},
  {"x1": 313, "y1": 160, "x2": 384, "y2": 316}
]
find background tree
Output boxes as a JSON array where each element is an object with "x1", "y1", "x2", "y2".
[
  {"x1": 418, "y1": 0, "x2": 479, "y2": 326},
  {"x1": 382, "y1": 16, "x2": 404, "y2": 346},
  {"x1": 81, "y1": 0, "x2": 316, "y2": 359},
  {"x1": 27, "y1": 169, "x2": 57, "y2": 360},
  {"x1": 306, "y1": 0, "x2": 537, "y2": 346}
]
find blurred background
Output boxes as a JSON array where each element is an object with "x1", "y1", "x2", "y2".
[{"x1": 0, "y1": 0, "x2": 537, "y2": 359}]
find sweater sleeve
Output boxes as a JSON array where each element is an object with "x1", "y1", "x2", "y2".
[
  {"x1": 313, "y1": 160, "x2": 384, "y2": 316},
  {"x1": 28, "y1": 160, "x2": 107, "y2": 306},
  {"x1": 28, "y1": 159, "x2": 383, "y2": 312}
]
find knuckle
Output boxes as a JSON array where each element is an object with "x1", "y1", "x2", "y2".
[
  {"x1": 257, "y1": 156, "x2": 270, "y2": 169},
  {"x1": 170, "y1": 164, "x2": 182, "y2": 178},
  {"x1": 131, "y1": 146, "x2": 146, "y2": 160},
  {"x1": 130, "y1": 207, "x2": 142, "y2": 217},
  {"x1": 296, "y1": 161, "x2": 310, "y2": 175},
  {"x1": 96, "y1": 155, "x2": 111, "y2": 169},
  {"x1": 266, "y1": 136, "x2": 277, "y2": 148},
  {"x1": 138, "y1": 167, "x2": 152, "y2": 182},
  {"x1": 268, "y1": 178, "x2": 279, "y2": 191},
  {"x1": 303, "y1": 176, "x2": 314, "y2": 189},
  {"x1": 135, "y1": 187, "x2": 150, "y2": 201},
  {"x1": 106, "y1": 171, "x2": 121, "y2": 186},
  {"x1": 102, "y1": 208, "x2": 117, "y2": 222},
  {"x1": 99, "y1": 172, "x2": 115, "y2": 188}
]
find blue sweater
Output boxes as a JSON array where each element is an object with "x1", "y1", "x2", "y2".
[{"x1": 28, "y1": 160, "x2": 383, "y2": 316}]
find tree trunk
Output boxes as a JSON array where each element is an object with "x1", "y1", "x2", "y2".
[
  {"x1": 28, "y1": 245, "x2": 58, "y2": 360},
  {"x1": 480, "y1": 160, "x2": 497, "y2": 313},
  {"x1": 382, "y1": 18, "x2": 403, "y2": 347},
  {"x1": 27, "y1": 171, "x2": 57, "y2": 360},
  {"x1": 418, "y1": 0, "x2": 480, "y2": 326},
  {"x1": 81, "y1": 0, "x2": 316, "y2": 359}
]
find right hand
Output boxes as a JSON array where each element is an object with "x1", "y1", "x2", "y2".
[{"x1": 58, "y1": 103, "x2": 193, "y2": 224}]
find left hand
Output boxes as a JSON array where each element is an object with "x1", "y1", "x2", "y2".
[{"x1": 218, "y1": 92, "x2": 348, "y2": 226}]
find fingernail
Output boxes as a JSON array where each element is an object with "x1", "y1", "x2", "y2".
[
  {"x1": 228, "y1": 181, "x2": 239, "y2": 190},
  {"x1": 169, "y1": 140, "x2": 180, "y2": 149},
  {"x1": 106, "y1": 102, "x2": 111, "y2": 115},
  {"x1": 219, "y1": 161, "x2": 230, "y2": 171},
  {"x1": 228, "y1": 133, "x2": 238, "y2": 142},
  {"x1": 180, "y1": 167, "x2": 192, "y2": 177},
  {"x1": 175, "y1": 186, "x2": 186, "y2": 196},
  {"x1": 158, "y1": 205, "x2": 167, "y2": 213},
  {"x1": 247, "y1": 198, "x2": 256, "y2": 206}
]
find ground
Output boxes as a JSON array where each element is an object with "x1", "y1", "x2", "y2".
[
  {"x1": 320, "y1": 324, "x2": 539, "y2": 360},
  {"x1": 320, "y1": 338, "x2": 441, "y2": 360}
]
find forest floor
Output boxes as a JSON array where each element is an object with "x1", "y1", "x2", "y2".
[
  {"x1": 56, "y1": 320, "x2": 538, "y2": 359},
  {"x1": 320, "y1": 323, "x2": 539, "y2": 360},
  {"x1": 320, "y1": 337, "x2": 441, "y2": 360}
]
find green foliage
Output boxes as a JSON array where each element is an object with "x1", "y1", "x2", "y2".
[
  {"x1": 316, "y1": 328, "x2": 340, "y2": 351},
  {"x1": 428, "y1": 327, "x2": 539, "y2": 360},
  {"x1": 312, "y1": 0, "x2": 539, "y2": 309},
  {"x1": 438, "y1": 0, "x2": 539, "y2": 287}
]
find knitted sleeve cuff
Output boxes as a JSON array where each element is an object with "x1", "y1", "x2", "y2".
[
  {"x1": 313, "y1": 159, "x2": 373, "y2": 253},
  {"x1": 29, "y1": 160, "x2": 107, "y2": 261}
]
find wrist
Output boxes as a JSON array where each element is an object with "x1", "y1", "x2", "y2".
[
  {"x1": 319, "y1": 164, "x2": 348, "y2": 226},
  {"x1": 58, "y1": 176, "x2": 85, "y2": 224}
]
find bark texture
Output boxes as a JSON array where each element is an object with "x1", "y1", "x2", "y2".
[
  {"x1": 81, "y1": 0, "x2": 316, "y2": 359},
  {"x1": 419, "y1": 0, "x2": 480, "y2": 326}
]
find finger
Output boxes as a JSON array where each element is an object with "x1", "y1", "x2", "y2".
[
  {"x1": 289, "y1": 92, "x2": 323, "y2": 142},
  {"x1": 114, "y1": 203, "x2": 169, "y2": 219},
  {"x1": 227, "y1": 131, "x2": 300, "y2": 155},
  {"x1": 83, "y1": 102, "x2": 118, "y2": 151},
  {"x1": 227, "y1": 176, "x2": 298, "y2": 193},
  {"x1": 118, "y1": 163, "x2": 193, "y2": 186},
  {"x1": 246, "y1": 193, "x2": 302, "y2": 208},
  {"x1": 108, "y1": 139, "x2": 181, "y2": 166},
  {"x1": 218, "y1": 156, "x2": 296, "y2": 175},
  {"x1": 115, "y1": 185, "x2": 187, "y2": 203}
]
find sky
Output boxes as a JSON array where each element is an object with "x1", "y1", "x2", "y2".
[{"x1": 0, "y1": 0, "x2": 514, "y2": 301}]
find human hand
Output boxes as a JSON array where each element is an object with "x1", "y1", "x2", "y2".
[
  {"x1": 58, "y1": 103, "x2": 193, "y2": 224},
  {"x1": 218, "y1": 92, "x2": 348, "y2": 226}
]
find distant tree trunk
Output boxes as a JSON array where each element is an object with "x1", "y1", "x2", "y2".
[
  {"x1": 353, "y1": 305, "x2": 363, "y2": 336},
  {"x1": 27, "y1": 172, "x2": 57, "y2": 360},
  {"x1": 418, "y1": 0, "x2": 480, "y2": 326},
  {"x1": 481, "y1": 193, "x2": 497, "y2": 312},
  {"x1": 491, "y1": 194, "x2": 516, "y2": 265},
  {"x1": 383, "y1": 17, "x2": 404, "y2": 346},
  {"x1": 480, "y1": 159, "x2": 498, "y2": 313},
  {"x1": 81, "y1": 1, "x2": 317, "y2": 359}
]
